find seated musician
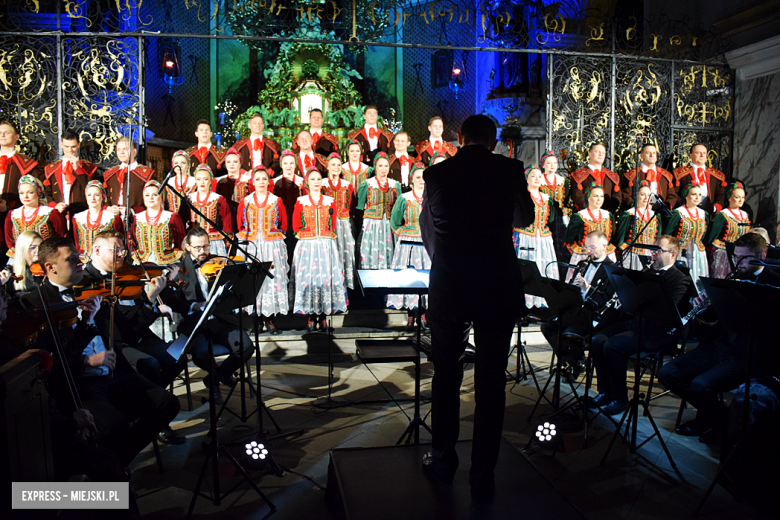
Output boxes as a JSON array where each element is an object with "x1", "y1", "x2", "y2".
[
  {"x1": 589, "y1": 235, "x2": 692, "y2": 416},
  {"x1": 165, "y1": 226, "x2": 254, "y2": 405},
  {"x1": 22, "y1": 236, "x2": 180, "y2": 466},
  {"x1": 81, "y1": 230, "x2": 186, "y2": 444},
  {"x1": 540, "y1": 230, "x2": 615, "y2": 357},
  {"x1": 659, "y1": 233, "x2": 780, "y2": 440}
]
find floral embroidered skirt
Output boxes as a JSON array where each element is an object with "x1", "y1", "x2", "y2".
[
  {"x1": 291, "y1": 237, "x2": 348, "y2": 315},
  {"x1": 710, "y1": 246, "x2": 731, "y2": 279},
  {"x1": 386, "y1": 236, "x2": 431, "y2": 310},
  {"x1": 685, "y1": 244, "x2": 709, "y2": 293},
  {"x1": 335, "y1": 217, "x2": 356, "y2": 289},
  {"x1": 242, "y1": 238, "x2": 290, "y2": 316},
  {"x1": 513, "y1": 231, "x2": 558, "y2": 309},
  {"x1": 209, "y1": 238, "x2": 227, "y2": 257},
  {"x1": 359, "y1": 217, "x2": 394, "y2": 269}
]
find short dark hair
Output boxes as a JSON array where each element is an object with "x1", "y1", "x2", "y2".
[
  {"x1": 657, "y1": 234, "x2": 680, "y2": 255},
  {"x1": 195, "y1": 119, "x2": 211, "y2": 130},
  {"x1": 38, "y1": 237, "x2": 76, "y2": 271},
  {"x1": 428, "y1": 116, "x2": 443, "y2": 126},
  {"x1": 589, "y1": 142, "x2": 606, "y2": 152},
  {"x1": 310, "y1": 108, "x2": 323, "y2": 115},
  {"x1": 734, "y1": 233, "x2": 768, "y2": 255},
  {"x1": 249, "y1": 113, "x2": 264, "y2": 122},
  {"x1": 691, "y1": 143, "x2": 708, "y2": 153},
  {"x1": 460, "y1": 115, "x2": 496, "y2": 148},
  {"x1": 184, "y1": 226, "x2": 209, "y2": 245},
  {"x1": 364, "y1": 105, "x2": 378, "y2": 114},
  {"x1": 61, "y1": 129, "x2": 80, "y2": 142},
  {"x1": 641, "y1": 143, "x2": 657, "y2": 154}
]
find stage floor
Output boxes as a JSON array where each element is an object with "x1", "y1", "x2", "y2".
[{"x1": 327, "y1": 439, "x2": 586, "y2": 520}]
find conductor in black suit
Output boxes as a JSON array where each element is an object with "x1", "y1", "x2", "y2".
[{"x1": 420, "y1": 115, "x2": 533, "y2": 501}]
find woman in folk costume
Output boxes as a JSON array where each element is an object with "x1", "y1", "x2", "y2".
[
  {"x1": 386, "y1": 164, "x2": 432, "y2": 329},
  {"x1": 72, "y1": 180, "x2": 124, "y2": 262},
  {"x1": 429, "y1": 151, "x2": 447, "y2": 166},
  {"x1": 357, "y1": 151, "x2": 402, "y2": 269},
  {"x1": 704, "y1": 181, "x2": 750, "y2": 279},
  {"x1": 341, "y1": 139, "x2": 371, "y2": 188},
  {"x1": 322, "y1": 152, "x2": 356, "y2": 289},
  {"x1": 165, "y1": 150, "x2": 197, "y2": 216},
  {"x1": 539, "y1": 151, "x2": 570, "y2": 265},
  {"x1": 130, "y1": 180, "x2": 185, "y2": 265},
  {"x1": 291, "y1": 169, "x2": 348, "y2": 332},
  {"x1": 665, "y1": 184, "x2": 709, "y2": 292},
  {"x1": 217, "y1": 147, "x2": 261, "y2": 225},
  {"x1": 513, "y1": 165, "x2": 557, "y2": 308},
  {"x1": 5, "y1": 175, "x2": 66, "y2": 258},
  {"x1": 564, "y1": 184, "x2": 616, "y2": 275},
  {"x1": 187, "y1": 164, "x2": 233, "y2": 256},
  {"x1": 613, "y1": 180, "x2": 661, "y2": 270},
  {"x1": 236, "y1": 167, "x2": 289, "y2": 334}
]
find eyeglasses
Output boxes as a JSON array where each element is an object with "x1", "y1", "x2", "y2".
[
  {"x1": 189, "y1": 244, "x2": 210, "y2": 251},
  {"x1": 104, "y1": 247, "x2": 127, "y2": 257},
  {"x1": 654, "y1": 248, "x2": 673, "y2": 254},
  {"x1": 732, "y1": 254, "x2": 754, "y2": 267}
]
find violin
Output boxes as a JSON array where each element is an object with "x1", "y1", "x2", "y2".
[
  {"x1": 198, "y1": 256, "x2": 245, "y2": 279},
  {"x1": 73, "y1": 265, "x2": 185, "y2": 301},
  {"x1": 5, "y1": 300, "x2": 87, "y2": 348}
]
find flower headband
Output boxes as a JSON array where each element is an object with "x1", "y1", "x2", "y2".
[
  {"x1": 680, "y1": 183, "x2": 703, "y2": 199},
  {"x1": 583, "y1": 182, "x2": 604, "y2": 200},
  {"x1": 411, "y1": 162, "x2": 426, "y2": 173},
  {"x1": 19, "y1": 174, "x2": 45, "y2": 200},
  {"x1": 225, "y1": 147, "x2": 241, "y2": 157},
  {"x1": 523, "y1": 164, "x2": 541, "y2": 177},
  {"x1": 144, "y1": 180, "x2": 161, "y2": 191},
  {"x1": 327, "y1": 152, "x2": 341, "y2": 161},
  {"x1": 194, "y1": 164, "x2": 214, "y2": 178},
  {"x1": 346, "y1": 139, "x2": 363, "y2": 152},
  {"x1": 540, "y1": 151, "x2": 557, "y2": 164},
  {"x1": 429, "y1": 151, "x2": 446, "y2": 165},
  {"x1": 171, "y1": 149, "x2": 190, "y2": 168},
  {"x1": 84, "y1": 179, "x2": 107, "y2": 201},
  {"x1": 279, "y1": 148, "x2": 295, "y2": 159},
  {"x1": 725, "y1": 181, "x2": 746, "y2": 201},
  {"x1": 374, "y1": 151, "x2": 390, "y2": 163}
]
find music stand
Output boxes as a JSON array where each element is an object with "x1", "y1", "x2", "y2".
[
  {"x1": 176, "y1": 281, "x2": 275, "y2": 519},
  {"x1": 527, "y1": 276, "x2": 586, "y2": 420},
  {"x1": 693, "y1": 278, "x2": 780, "y2": 515},
  {"x1": 599, "y1": 265, "x2": 680, "y2": 472},
  {"x1": 357, "y1": 268, "x2": 431, "y2": 444},
  {"x1": 514, "y1": 259, "x2": 551, "y2": 390}
]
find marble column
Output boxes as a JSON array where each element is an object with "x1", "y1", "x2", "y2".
[{"x1": 732, "y1": 71, "x2": 780, "y2": 243}]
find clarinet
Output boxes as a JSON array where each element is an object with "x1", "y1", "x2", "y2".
[{"x1": 667, "y1": 297, "x2": 710, "y2": 334}]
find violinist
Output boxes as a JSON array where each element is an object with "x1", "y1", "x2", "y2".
[
  {"x1": 168, "y1": 227, "x2": 254, "y2": 404},
  {"x1": 587, "y1": 236, "x2": 692, "y2": 416},
  {"x1": 659, "y1": 233, "x2": 780, "y2": 441},
  {"x1": 82, "y1": 230, "x2": 186, "y2": 445},
  {"x1": 130, "y1": 180, "x2": 185, "y2": 265},
  {"x1": 22, "y1": 236, "x2": 179, "y2": 466},
  {"x1": 5, "y1": 230, "x2": 42, "y2": 295},
  {"x1": 71, "y1": 180, "x2": 124, "y2": 262}
]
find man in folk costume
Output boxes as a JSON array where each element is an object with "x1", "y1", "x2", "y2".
[
  {"x1": 104, "y1": 137, "x2": 155, "y2": 215},
  {"x1": 621, "y1": 143, "x2": 678, "y2": 211},
  {"x1": 232, "y1": 113, "x2": 281, "y2": 176},
  {"x1": 43, "y1": 129, "x2": 98, "y2": 224},
  {"x1": 673, "y1": 143, "x2": 726, "y2": 213},
  {"x1": 347, "y1": 105, "x2": 393, "y2": 166},
  {"x1": 186, "y1": 119, "x2": 227, "y2": 178},
  {"x1": 293, "y1": 109, "x2": 339, "y2": 156},
  {"x1": 415, "y1": 116, "x2": 458, "y2": 166},
  {"x1": 569, "y1": 142, "x2": 622, "y2": 213},
  {"x1": 388, "y1": 131, "x2": 414, "y2": 193},
  {"x1": 294, "y1": 130, "x2": 327, "y2": 177},
  {"x1": 0, "y1": 121, "x2": 40, "y2": 243}
]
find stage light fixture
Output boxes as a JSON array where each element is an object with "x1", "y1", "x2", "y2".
[
  {"x1": 535, "y1": 422, "x2": 557, "y2": 443},
  {"x1": 243, "y1": 440, "x2": 269, "y2": 471}
]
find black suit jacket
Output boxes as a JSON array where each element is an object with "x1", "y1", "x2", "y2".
[
  {"x1": 584, "y1": 257, "x2": 616, "y2": 311},
  {"x1": 420, "y1": 144, "x2": 532, "y2": 320}
]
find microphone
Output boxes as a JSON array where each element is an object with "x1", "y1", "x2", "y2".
[
  {"x1": 737, "y1": 222, "x2": 753, "y2": 227},
  {"x1": 649, "y1": 192, "x2": 673, "y2": 217},
  {"x1": 157, "y1": 165, "x2": 180, "y2": 195}
]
